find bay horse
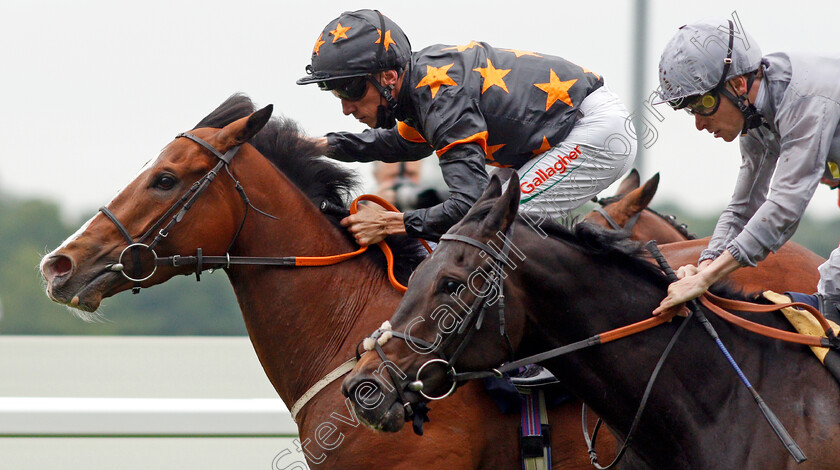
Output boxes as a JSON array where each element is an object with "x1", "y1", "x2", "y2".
[
  {"x1": 582, "y1": 170, "x2": 826, "y2": 292},
  {"x1": 583, "y1": 170, "x2": 696, "y2": 244},
  {"x1": 343, "y1": 174, "x2": 838, "y2": 469},
  {"x1": 39, "y1": 94, "x2": 616, "y2": 469}
]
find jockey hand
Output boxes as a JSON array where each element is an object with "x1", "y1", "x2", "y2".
[
  {"x1": 820, "y1": 176, "x2": 840, "y2": 189},
  {"x1": 341, "y1": 203, "x2": 407, "y2": 246},
  {"x1": 310, "y1": 136, "x2": 330, "y2": 156},
  {"x1": 652, "y1": 251, "x2": 740, "y2": 316}
]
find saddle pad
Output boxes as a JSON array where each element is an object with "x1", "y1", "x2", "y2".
[{"x1": 763, "y1": 290, "x2": 840, "y2": 363}]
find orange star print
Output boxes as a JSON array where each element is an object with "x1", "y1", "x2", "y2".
[
  {"x1": 416, "y1": 63, "x2": 458, "y2": 99},
  {"x1": 485, "y1": 142, "x2": 512, "y2": 167},
  {"x1": 534, "y1": 69, "x2": 577, "y2": 110},
  {"x1": 313, "y1": 33, "x2": 326, "y2": 55},
  {"x1": 532, "y1": 136, "x2": 552, "y2": 155},
  {"x1": 473, "y1": 59, "x2": 511, "y2": 94},
  {"x1": 376, "y1": 29, "x2": 396, "y2": 51},
  {"x1": 442, "y1": 41, "x2": 483, "y2": 52},
  {"x1": 329, "y1": 22, "x2": 351, "y2": 43},
  {"x1": 501, "y1": 48, "x2": 542, "y2": 58}
]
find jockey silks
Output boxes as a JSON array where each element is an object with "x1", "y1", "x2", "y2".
[{"x1": 326, "y1": 41, "x2": 608, "y2": 239}]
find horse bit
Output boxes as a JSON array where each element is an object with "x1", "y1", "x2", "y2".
[{"x1": 358, "y1": 223, "x2": 518, "y2": 434}]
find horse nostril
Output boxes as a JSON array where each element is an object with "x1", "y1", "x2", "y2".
[{"x1": 44, "y1": 255, "x2": 73, "y2": 281}]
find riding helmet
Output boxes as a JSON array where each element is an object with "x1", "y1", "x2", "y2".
[
  {"x1": 296, "y1": 9, "x2": 411, "y2": 87},
  {"x1": 656, "y1": 18, "x2": 762, "y2": 106}
]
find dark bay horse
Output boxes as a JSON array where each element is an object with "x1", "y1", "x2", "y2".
[
  {"x1": 39, "y1": 94, "x2": 619, "y2": 469},
  {"x1": 344, "y1": 174, "x2": 839, "y2": 469}
]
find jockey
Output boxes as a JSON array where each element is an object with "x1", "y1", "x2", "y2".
[
  {"x1": 298, "y1": 9, "x2": 636, "y2": 245},
  {"x1": 652, "y1": 18, "x2": 840, "y2": 319}
]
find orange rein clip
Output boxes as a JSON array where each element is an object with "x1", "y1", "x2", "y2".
[
  {"x1": 350, "y1": 195, "x2": 432, "y2": 293},
  {"x1": 294, "y1": 195, "x2": 432, "y2": 293}
]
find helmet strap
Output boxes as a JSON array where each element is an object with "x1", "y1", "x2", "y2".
[
  {"x1": 714, "y1": 19, "x2": 764, "y2": 135},
  {"x1": 369, "y1": 75, "x2": 399, "y2": 128}
]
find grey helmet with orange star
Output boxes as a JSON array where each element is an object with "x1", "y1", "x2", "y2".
[{"x1": 297, "y1": 9, "x2": 411, "y2": 128}]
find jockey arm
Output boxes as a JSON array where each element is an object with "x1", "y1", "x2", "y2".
[
  {"x1": 319, "y1": 126, "x2": 489, "y2": 243},
  {"x1": 657, "y1": 95, "x2": 840, "y2": 314}
]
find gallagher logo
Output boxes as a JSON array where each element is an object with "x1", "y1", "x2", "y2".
[{"x1": 520, "y1": 145, "x2": 582, "y2": 194}]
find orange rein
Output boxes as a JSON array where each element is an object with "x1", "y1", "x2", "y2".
[
  {"x1": 573, "y1": 292, "x2": 838, "y2": 349},
  {"x1": 699, "y1": 292, "x2": 838, "y2": 347},
  {"x1": 294, "y1": 194, "x2": 432, "y2": 293}
]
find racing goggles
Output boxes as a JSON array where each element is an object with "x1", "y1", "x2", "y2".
[
  {"x1": 678, "y1": 91, "x2": 722, "y2": 116},
  {"x1": 318, "y1": 76, "x2": 369, "y2": 101}
]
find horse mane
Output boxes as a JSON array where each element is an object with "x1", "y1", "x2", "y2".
[
  {"x1": 463, "y1": 198, "x2": 758, "y2": 302},
  {"x1": 192, "y1": 93, "x2": 426, "y2": 283}
]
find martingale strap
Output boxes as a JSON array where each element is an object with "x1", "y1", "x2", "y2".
[{"x1": 289, "y1": 357, "x2": 358, "y2": 421}]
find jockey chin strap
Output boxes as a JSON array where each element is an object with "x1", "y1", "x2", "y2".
[
  {"x1": 369, "y1": 9, "x2": 400, "y2": 129},
  {"x1": 715, "y1": 19, "x2": 764, "y2": 135}
]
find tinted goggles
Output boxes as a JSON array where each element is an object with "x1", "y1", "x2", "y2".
[
  {"x1": 677, "y1": 91, "x2": 722, "y2": 116},
  {"x1": 318, "y1": 76, "x2": 369, "y2": 101}
]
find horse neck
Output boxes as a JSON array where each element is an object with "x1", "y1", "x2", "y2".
[
  {"x1": 510, "y1": 231, "x2": 734, "y2": 465},
  {"x1": 221, "y1": 155, "x2": 403, "y2": 406},
  {"x1": 632, "y1": 210, "x2": 689, "y2": 244}
]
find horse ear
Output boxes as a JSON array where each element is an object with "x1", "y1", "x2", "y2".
[
  {"x1": 615, "y1": 168, "x2": 640, "y2": 196},
  {"x1": 624, "y1": 172, "x2": 659, "y2": 214},
  {"x1": 482, "y1": 173, "x2": 520, "y2": 234},
  {"x1": 216, "y1": 104, "x2": 274, "y2": 150}
]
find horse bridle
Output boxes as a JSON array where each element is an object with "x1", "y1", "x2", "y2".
[
  {"x1": 99, "y1": 132, "x2": 306, "y2": 294},
  {"x1": 357, "y1": 223, "x2": 517, "y2": 434},
  {"x1": 592, "y1": 195, "x2": 696, "y2": 240},
  {"x1": 360, "y1": 227, "x2": 698, "y2": 463},
  {"x1": 98, "y1": 132, "x2": 250, "y2": 293}
]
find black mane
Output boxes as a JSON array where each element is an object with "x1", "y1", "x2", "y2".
[
  {"x1": 193, "y1": 93, "x2": 426, "y2": 283},
  {"x1": 462, "y1": 197, "x2": 756, "y2": 301},
  {"x1": 194, "y1": 93, "x2": 355, "y2": 208}
]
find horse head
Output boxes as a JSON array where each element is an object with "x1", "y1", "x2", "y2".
[
  {"x1": 40, "y1": 104, "x2": 274, "y2": 312},
  {"x1": 584, "y1": 171, "x2": 694, "y2": 243},
  {"x1": 342, "y1": 174, "x2": 533, "y2": 433}
]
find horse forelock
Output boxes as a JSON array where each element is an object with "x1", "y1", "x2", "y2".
[{"x1": 192, "y1": 93, "x2": 425, "y2": 283}]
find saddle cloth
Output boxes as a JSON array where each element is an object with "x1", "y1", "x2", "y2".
[{"x1": 763, "y1": 290, "x2": 840, "y2": 383}]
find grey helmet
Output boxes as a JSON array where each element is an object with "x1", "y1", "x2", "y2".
[
  {"x1": 657, "y1": 18, "x2": 765, "y2": 134},
  {"x1": 657, "y1": 18, "x2": 762, "y2": 105}
]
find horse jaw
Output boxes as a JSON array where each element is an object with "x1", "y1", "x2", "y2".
[{"x1": 351, "y1": 394, "x2": 406, "y2": 433}]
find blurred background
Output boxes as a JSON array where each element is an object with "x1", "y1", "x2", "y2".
[{"x1": 1, "y1": 0, "x2": 838, "y2": 468}]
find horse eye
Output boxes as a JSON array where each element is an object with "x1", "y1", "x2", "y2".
[
  {"x1": 153, "y1": 174, "x2": 177, "y2": 190},
  {"x1": 441, "y1": 279, "x2": 462, "y2": 295}
]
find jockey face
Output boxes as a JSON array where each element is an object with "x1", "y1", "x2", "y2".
[
  {"x1": 691, "y1": 76, "x2": 753, "y2": 143},
  {"x1": 336, "y1": 71, "x2": 399, "y2": 128}
]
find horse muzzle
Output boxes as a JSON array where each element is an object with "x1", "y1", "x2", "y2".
[
  {"x1": 40, "y1": 251, "x2": 125, "y2": 312},
  {"x1": 341, "y1": 374, "x2": 407, "y2": 433}
]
